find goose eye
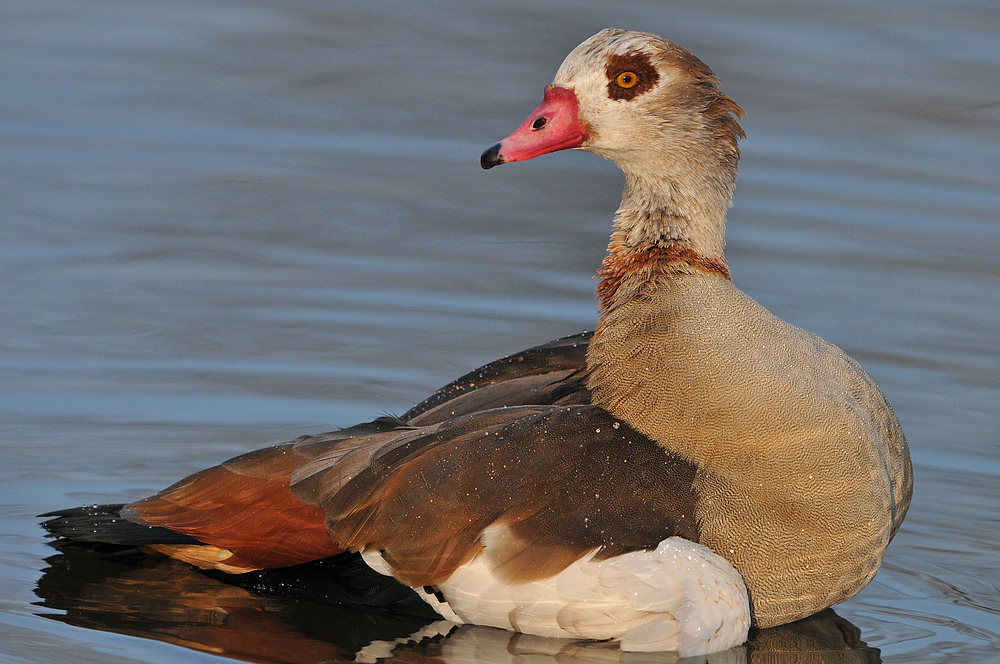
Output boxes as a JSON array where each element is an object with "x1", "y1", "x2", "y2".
[
  {"x1": 605, "y1": 53, "x2": 658, "y2": 100},
  {"x1": 615, "y1": 71, "x2": 638, "y2": 89}
]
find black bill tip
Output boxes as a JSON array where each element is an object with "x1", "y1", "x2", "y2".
[{"x1": 480, "y1": 143, "x2": 504, "y2": 170}]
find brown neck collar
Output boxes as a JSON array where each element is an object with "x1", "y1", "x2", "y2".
[{"x1": 595, "y1": 238, "x2": 730, "y2": 312}]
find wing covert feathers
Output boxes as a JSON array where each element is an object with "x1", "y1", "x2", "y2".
[
  {"x1": 291, "y1": 405, "x2": 701, "y2": 588},
  {"x1": 402, "y1": 332, "x2": 592, "y2": 425}
]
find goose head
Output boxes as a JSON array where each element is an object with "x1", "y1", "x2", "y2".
[{"x1": 482, "y1": 29, "x2": 745, "y2": 261}]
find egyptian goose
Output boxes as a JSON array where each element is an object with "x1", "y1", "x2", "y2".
[{"x1": 41, "y1": 29, "x2": 912, "y2": 655}]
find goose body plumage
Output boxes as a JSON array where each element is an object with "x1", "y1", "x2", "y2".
[{"x1": 41, "y1": 29, "x2": 912, "y2": 656}]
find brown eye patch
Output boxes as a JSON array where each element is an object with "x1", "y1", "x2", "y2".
[{"x1": 605, "y1": 51, "x2": 660, "y2": 101}]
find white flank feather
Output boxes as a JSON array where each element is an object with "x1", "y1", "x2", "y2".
[{"x1": 362, "y1": 532, "x2": 750, "y2": 656}]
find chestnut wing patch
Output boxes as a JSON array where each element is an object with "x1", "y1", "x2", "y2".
[
  {"x1": 125, "y1": 443, "x2": 346, "y2": 569},
  {"x1": 401, "y1": 332, "x2": 592, "y2": 426},
  {"x1": 291, "y1": 405, "x2": 701, "y2": 588},
  {"x1": 122, "y1": 417, "x2": 419, "y2": 570}
]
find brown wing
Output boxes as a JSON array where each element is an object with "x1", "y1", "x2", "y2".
[
  {"x1": 401, "y1": 331, "x2": 592, "y2": 425},
  {"x1": 291, "y1": 404, "x2": 701, "y2": 587},
  {"x1": 52, "y1": 334, "x2": 610, "y2": 576},
  {"x1": 125, "y1": 418, "x2": 415, "y2": 571}
]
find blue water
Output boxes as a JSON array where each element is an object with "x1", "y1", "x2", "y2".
[{"x1": 2, "y1": 1, "x2": 998, "y2": 662}]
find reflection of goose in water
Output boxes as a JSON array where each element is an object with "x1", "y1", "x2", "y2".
[
  {"x1": 40, "y1": 28, "x2": 910, "y2": 656},
  {"x1": 35, "y1": 541, "x2": 881, "y2": 664}
]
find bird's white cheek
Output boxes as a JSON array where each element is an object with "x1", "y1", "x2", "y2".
[{"x1": 580, "y1": 102, "x2": 646, "y2": 155}]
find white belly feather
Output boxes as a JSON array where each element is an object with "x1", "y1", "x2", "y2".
[{"x1": 362, "y1": 531, "x2": 749, "y2": 656}]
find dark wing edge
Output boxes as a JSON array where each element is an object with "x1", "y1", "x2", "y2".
[
  {"x1": 39, "y1": 504, "x2": 202, "y2": 546},
  {"x1": 401, "y1": 331, "x2": 593, "y2": 425}
]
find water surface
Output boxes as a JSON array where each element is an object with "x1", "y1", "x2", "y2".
[{"x1": 2, "y1": 1, "x2": 998, "y2": 662}]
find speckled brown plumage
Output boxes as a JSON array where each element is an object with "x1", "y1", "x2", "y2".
[{"x1": 291, "y1": 405, "x2": 700, "y2": 587}]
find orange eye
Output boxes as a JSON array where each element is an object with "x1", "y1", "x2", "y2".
[{"x1": 615, "y1": 71, "x2": 638, "y2": 88}]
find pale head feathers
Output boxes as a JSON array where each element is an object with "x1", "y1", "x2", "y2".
[{"x1": 554, "y1": 29, "x2": 745, "y2": 260}]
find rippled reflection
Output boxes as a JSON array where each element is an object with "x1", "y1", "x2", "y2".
[{"x1": 35, "y1": 541, "x2": 880, "y2": 664}]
